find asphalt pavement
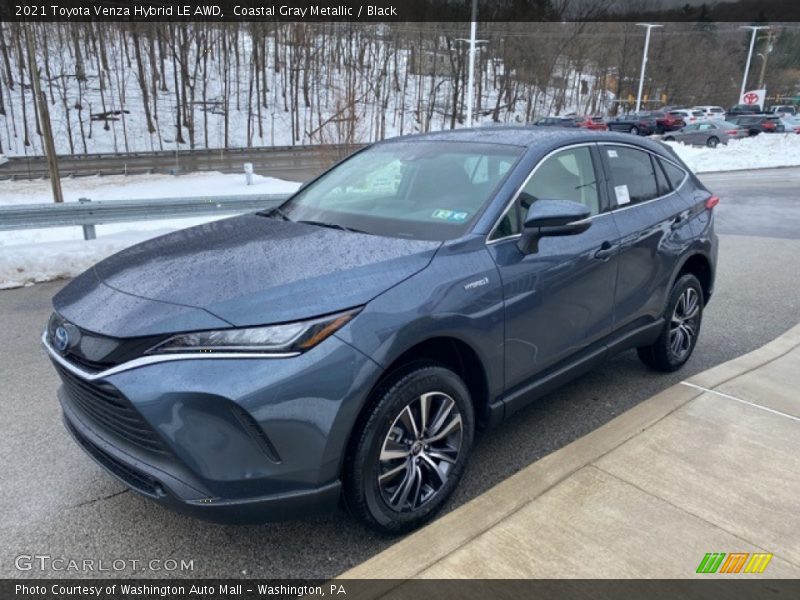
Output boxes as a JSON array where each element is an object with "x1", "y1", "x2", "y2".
[{"x1": 1, "y1": 168, "x2": 798, "y2": 579}]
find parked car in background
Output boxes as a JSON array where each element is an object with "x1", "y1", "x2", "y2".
[
  {"x1": 726, "y1": 104, "x2": 763, "y2": 119},
  {"x1": 729, "y1": 114, "x2": 786, "y2": 135},
  {"x1": 573, "y1": 115, "x2": 608, "y2": 130},
  {"x1": 662, "y1": 121, "x2": 748, "y2": 147},
  {"x1": 771, "y1": 105, "x2": 797, "y2": 117},
  {"x1": 779, "y1": 116, "x2": 800, "y2": 134},
  {"x1": 669, "y1": 109, "x2": 706, "y2": 126},
  {"x1": 534, "y1": 116, "x2": 570, "y2": 127},
  {"x1": 651, "y1": 111, "x2": 685, "y2": 133},
  {"x1": 692, "y1": 106, "x2": 726, "y2": 119},
  {"x1": 607, "y1": 112, "x2": 659, "y2": 135},
  {"x1": 534, "y1": 115, "x2": 607, "y2": 131}
]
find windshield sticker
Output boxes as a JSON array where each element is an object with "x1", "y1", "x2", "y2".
[
  {"x1": 607, "y1": 149, "x2": 619, "y2": 158},
  {"x1": 614, "y1": 184, "x2": 631, "y2": 205},
  {"x1": 432, "y1": 210, "x2": 469, "y2": 222}
]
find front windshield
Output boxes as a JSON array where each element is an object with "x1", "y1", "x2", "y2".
[{"x1": 278, "y1": 141, "x2": 523, "y2": 241}]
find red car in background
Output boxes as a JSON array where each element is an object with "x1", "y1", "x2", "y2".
[
  {"x1": 534, "y1": 115, "x2": 608, "y2": 131},
  {"x1": 574, "y1": 115, "x2": 608, "y2": 130},
  {"x1": 653, "y1": 111, "x2": 685, "y2": 133}
]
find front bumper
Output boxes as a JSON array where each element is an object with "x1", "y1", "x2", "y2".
[{"x1": 47, "y1": 334, "x2": 382, "y2": 523}]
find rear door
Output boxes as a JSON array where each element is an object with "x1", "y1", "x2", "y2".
[{"x1": 598, "y1": 144, "x2": 693, "y2": 334}]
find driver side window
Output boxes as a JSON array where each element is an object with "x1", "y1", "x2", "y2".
[{"x1": 491, "y1": 146, "x2": 599, "y2": 240}]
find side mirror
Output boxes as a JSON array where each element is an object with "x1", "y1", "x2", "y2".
[{"x1": 518, "y1": 199, "x2": 592, "y2": 254}]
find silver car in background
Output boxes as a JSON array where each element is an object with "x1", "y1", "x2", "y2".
[{"x1": 662, "y1": 120, "x2": 748, "y2": 147}]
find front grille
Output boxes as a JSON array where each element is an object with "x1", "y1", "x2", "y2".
[
  {"x1": 65, "y1": 418, "x2": 163, "y2": 497},
  {"x1": 55, "y1": 364, "x2": 167, "y2": 455}
]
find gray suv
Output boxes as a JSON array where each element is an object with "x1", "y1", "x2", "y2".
[{"x1": 44, "y1": 128, "x2": 718, "y2": 533}]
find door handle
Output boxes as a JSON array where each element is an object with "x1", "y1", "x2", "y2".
[{"x1": 594, "y1": 241, "x2": 615, "y2": 261}]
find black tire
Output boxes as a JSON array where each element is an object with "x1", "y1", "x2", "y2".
[
  {"x1": 343, "y1": 363, "x2": 475, "y2": 534},
  {"x1": 637, "y1": 274, "x2": 704, "y2": 372},
  {"x1": 706, "y1": 136, "x2": 719, "y2": 148},
  {"x1": 630, "y1": 126, "x2": 639, "y2": 135},
  {"x1": 663, "y1": 136, "x2": 675, "y2": 142}
]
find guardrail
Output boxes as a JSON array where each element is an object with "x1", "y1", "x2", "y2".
[{"x1": 0, "y1": 194, "x2": 293, "y2": 240}]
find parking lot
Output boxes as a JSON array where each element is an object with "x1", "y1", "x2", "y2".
[{"x1": 1, "y1": 167, "x2": 799, "y2": 579}]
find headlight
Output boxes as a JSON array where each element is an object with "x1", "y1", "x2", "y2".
[{"x1": 147, "y1": 308, "x2": 360, "y2": 355}]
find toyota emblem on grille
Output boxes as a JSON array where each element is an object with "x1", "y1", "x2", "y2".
[{"x1": 54, "y1": 326, "x2": 70, "y2": 352}]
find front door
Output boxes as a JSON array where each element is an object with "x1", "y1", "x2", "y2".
[{"x1": 486, "y1": 144, "x2": 619, "y2": 396}]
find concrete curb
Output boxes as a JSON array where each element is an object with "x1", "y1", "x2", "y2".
[{"x1": 341, "y1": 322, "x2": 800, "y2": 581}]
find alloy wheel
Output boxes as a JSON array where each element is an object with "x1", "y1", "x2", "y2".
[
  {"x1": 669, "y1": 287, "x2": 700, "y2": 361},
  {"x1": 377, "y1": 391, "x2": 463, "y2": 512}
]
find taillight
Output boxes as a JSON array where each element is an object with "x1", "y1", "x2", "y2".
[
  {"x1": 763, "y1": 122, "x2": 776, "y2": 130},
  {"x1": 705, "y1": 195, "x2": 720, "y2": 210},
  {"x1": 725, "y1": 130, "x2": 738, "y2": 135}
]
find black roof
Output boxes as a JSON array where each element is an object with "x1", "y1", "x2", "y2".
[{"x1": 375, "y1": 125, "x2": 673, "y2": 156}]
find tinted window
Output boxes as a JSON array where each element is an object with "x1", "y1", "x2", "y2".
[
  {"x1": 282, "y1": 141, "x2": 522, "y2": 241},
  {"x1": 604, "y1": 146, "x2": 660, "y2": 206},
  {"x1": 659, "y1": 159, "x2": 686, "y2": 190},
  {"x1": 653, "y1": 158, "x2": 671, "y2": 196},
  {"x1": 491, "y1": 146, "x2": 599, "y2": 240}
]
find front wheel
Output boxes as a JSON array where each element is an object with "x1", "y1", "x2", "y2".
[
  {"x1": 344, "y1": 363, "x2": 474, "y2": 534},
  {"x1": 630, "y1": 126, "x2": 640, "y2": 135},
  {"x1": 663, "y1": 136, "x2": 675, "y2": 142},
  {"x1": 706, "y1": 136, "x2": 719, "y2": 148},
  {"x1": 638, "y1": 274, "x2": 704, "y2": 372}
]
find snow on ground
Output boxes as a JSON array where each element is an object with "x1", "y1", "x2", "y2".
[
  {"x1": 667, "y1": 133, "x2": 800, "y2": 173},
  {"x1": 0, "y1": 171, "x2": 300, "y2": 289}
]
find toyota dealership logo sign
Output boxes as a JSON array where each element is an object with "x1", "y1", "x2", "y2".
[{"x1": 740, "y1": 89, "x2": 766, "y2": 108}]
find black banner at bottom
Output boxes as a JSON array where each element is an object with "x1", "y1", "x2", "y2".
[{"x1": 4, "y1": 579, "x2": 800, "y2": 600}]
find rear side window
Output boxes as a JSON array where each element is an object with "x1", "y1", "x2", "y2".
[
  {"x1": 659, "y1": 159, "x2": 687, "y2": 190},
  {"x1": 604, "y1": 146, "x2": 660, "y2": 206}
]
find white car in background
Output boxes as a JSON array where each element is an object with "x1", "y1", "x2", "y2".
[
  {"x1": 692, "y1": 106, "x2": 726, "y2": 120},
  {"x1": 779, "y1": 115, "x2": 800, "y2": 134},
  {"x1": 669, "y1": 109, "x2": 706, "y2": 125}
]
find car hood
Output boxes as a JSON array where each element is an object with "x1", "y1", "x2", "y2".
[{"x1": 54, "y1": 213, "x2": 440, "y2": 337}]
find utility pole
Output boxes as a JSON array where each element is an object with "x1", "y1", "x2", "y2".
[
  {"x1": 456, "y1": 0, "x2": 487, "y2": 129},
  {"x1": 25, "y1": 25, "x2": 63, "y2": 203},
  {"x1": 465, "y1": 0, "x2": 478, "y2": 127},
  {"x1": 757, "y1": 30, "x2": 773, "y2": 90},
  {"x1": 740, "y1": 25, "x2": 770, "y2": 100},
  {"x1": 635, "y1": 24, "x2": 662, "y2": 113}
]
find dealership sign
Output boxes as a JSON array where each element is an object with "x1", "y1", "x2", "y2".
[{"x1": 740, "y1": 89, "x2": 766, "y2": 109}]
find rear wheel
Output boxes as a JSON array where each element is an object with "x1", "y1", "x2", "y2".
[
  {"x1": 344, "y1": 363, "x2": 474, "y2": 534},
  {"x1": 706, "y1": 136, "x2": 720, "y2": 148},
  {"x1": 663, "y1": 136, "x2": 675, "y2": 142},
  {"x1": 638, "y1": 274, "x2": 704, "y2": 372}
]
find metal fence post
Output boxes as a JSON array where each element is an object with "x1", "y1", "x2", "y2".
[{"x1": 78, "y1": 197, "x2": 96, "y2": 240}]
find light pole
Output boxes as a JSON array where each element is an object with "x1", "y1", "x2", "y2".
[
  {"x1": 635, "y1": 23, "x2": 662, "y2": 113},
  {"x1": 740, "y1": 25, "x2": 770, "y2": 100},
  {"x1": 456, "y1": 0, "x2": 487, "y2": 128}
]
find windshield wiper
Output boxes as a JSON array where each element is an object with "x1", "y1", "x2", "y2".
[
  {"x1": 258, "y1": 206, "x2": 292, "y2": 221},
  {"x1": 297, "y1": 220, "x2": 372, "y2": 235}
]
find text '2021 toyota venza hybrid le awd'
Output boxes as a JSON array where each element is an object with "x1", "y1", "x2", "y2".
[{"x1": 44, "y1": 127, "x2": 718, "y2": 533}]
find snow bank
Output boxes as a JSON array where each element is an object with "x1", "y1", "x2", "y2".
[
  {"x1": 0, "y1": 171, "x2": 300, "y2": 289},
  {"x1": 666, "y1": 133, "x2": 800, "y2": 173}
]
